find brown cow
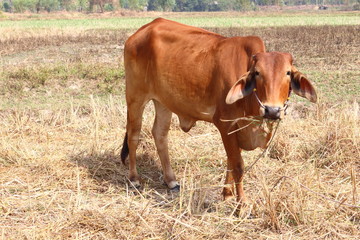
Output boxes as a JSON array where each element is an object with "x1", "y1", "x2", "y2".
[{"x1": 121, "y1": 18, "x2": 317, "y2": 202}]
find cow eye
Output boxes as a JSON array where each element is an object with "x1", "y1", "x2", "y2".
[
  {"x1": 286, "y1": 71, "x2": 291, "y2": 76},
  {"x1": 255, "y1": 71, "x2": 260, "y2": 76}
]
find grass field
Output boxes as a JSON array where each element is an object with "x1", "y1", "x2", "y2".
[
  {"x1": 0, "y1": 11, "x2": 359, "y2": 239},
  {"x1": 1, "y1": 13, "x2": 359, "y2": 29}
]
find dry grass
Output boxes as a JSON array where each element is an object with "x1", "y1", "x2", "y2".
[
  {"x1": 0, "y1": 28, "x2": 131, "y2": 56},
  {"x1": 0, "y1": 15, "x2": 359, "y2": 239},
  {"x1": 1, "y1": 97, "x2": 359, "y2": 239}
]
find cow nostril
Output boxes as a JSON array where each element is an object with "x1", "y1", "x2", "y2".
[
  {"x1": 265, "y1": 107, "x2": 269, "y2": 114},
  {"x1": 264, "y1": 106, "x2": 281, "y2": 119}
]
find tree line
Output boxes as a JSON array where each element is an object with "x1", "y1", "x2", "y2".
[{"x1": 1, "y1": 0, "x2": 359, "y2": 13}]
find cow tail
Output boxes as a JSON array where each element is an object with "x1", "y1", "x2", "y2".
[{"x1": 120, "y1": 132, "x2": 129, "y2": 164}]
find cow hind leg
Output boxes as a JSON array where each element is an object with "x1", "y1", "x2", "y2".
[
  {"x1": 120, "y1": 133, "x2": 129, "y2": 164},
  {"x1": 126, "y1": 98, "x2": 148, "y2": 188},
  {"x1": 152, "y1": 100, "x2": 179, "y2": 190}
]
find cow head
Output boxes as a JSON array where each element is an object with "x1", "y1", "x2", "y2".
[{"x1": 225, "y1": 52, "x2": 317, "y2": 119}]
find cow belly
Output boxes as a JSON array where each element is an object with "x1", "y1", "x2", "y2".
[{"x1": 152, "y1": 94, "x2": 215, "y2": 126}]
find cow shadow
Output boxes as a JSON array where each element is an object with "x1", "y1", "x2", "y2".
[
  {"x1": 70, "y1": 150, "x2": 231, "y2": 215},
  {"x1": 70, "y1": 150, "x2": 171, "y2": 194}
]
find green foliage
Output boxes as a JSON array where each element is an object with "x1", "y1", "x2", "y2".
[
  {"x1": 104, "y1": 3, "x2": 114, "y2": 10},
  {"x1": 3, "y1": 1, "x2": 12, "y2": 12},
  {"x1": 12, "y1": 0, "x2": 37, "y2": 12},
  {"x1": 59, "y1": 0, "x2": 77, "y2": 10},
  {"x1": 172, "y1": 0, "x2": 256, "y2": 11},
  {"x1": 5, "y1": 0, "x2": 360, "y2": 12},
  {"x1": 120, "y1": 0, "x2": 147, "y2": 10},
  {"x1": 353, "y1": 3, "x2": 360, "y2": 10},
  {"x1": 11, "y1": 0, "x2": 61, "y2": 12},
  {"x1": 215, "y1": 0, "x2": 252, "y2": 11},
  {"x1": 173, "y1": 0, "x2": 215, "y2": 11},
  {"x1": 77, "y1": 0, "x2": 88, "y2": 11},
  {"x1": 148, "y1": 0, "x2": 176, "y2": 11},
  {"x1": 40, "y1": 0, "x2": 60, "y2": 12}
]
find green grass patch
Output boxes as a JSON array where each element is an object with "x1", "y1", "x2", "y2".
[
  {"x1": 310, "y1": 70, "x2": 360, "y2": 102},
  {"x1": 0, "y1": 63, "x2": 125, "y2": 109},
  {"x1": 0, "y1": 12, "x2": 359, "y2": 30}
]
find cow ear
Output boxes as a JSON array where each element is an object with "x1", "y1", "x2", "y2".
[
  {"x1": 291, "y1": 67, "x2": 317, "y2": 103},
  {"x1": 226, "y1": 71, "x2": 255, "y2": 104}
]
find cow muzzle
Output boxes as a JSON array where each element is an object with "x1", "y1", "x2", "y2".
[
  {"x1": 263, "y1": 106, "x2": 281, "y2": 120},
  {"x1": 253, "y1": 89, "x2": 289, "y2": 120}
]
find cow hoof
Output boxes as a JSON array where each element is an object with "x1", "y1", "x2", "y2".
[
  {"x1": 223, "y1": 194, "x2": 235, "y2": 201},
  {"x1": 222, "y1": 188, "x2": 234, "y2": 201},
  {"x1": 130, "y1": 180, "x2": 141, "y2": 189},
  {"x1": 170, "y1": 184, "x2": 180, "y2": 192}
]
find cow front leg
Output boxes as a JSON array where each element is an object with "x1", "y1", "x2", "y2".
[
  {"x1": 217, "y1": 127, "x2": 246, "y2": 203},
  {"x1": 228, "y1": 153, "x2": 246, "y2": 202},
  {"x1": 223, "y1": 164, "x2": 235, "y2": 200}
]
